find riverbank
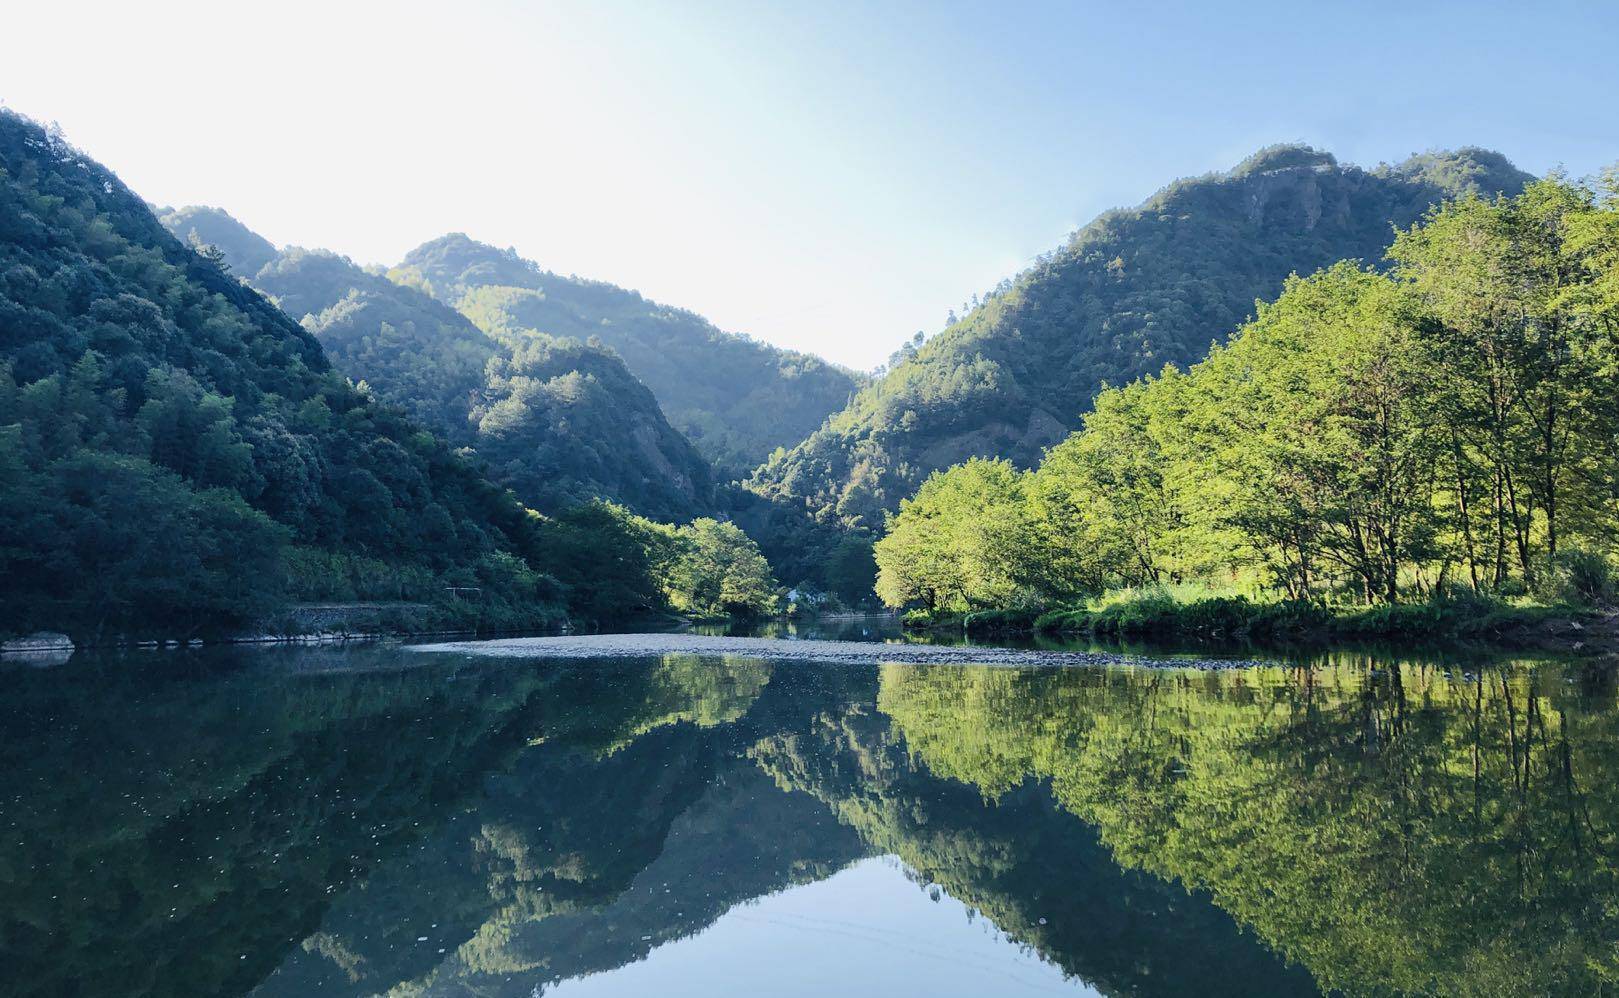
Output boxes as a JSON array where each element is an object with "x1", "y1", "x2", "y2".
[
  {"x1": 406, "y1": 632, "x2": 1271, "y2": 669},
  {"x1": 904, "y1": 595, "x2": 1619, "y2": 656}
]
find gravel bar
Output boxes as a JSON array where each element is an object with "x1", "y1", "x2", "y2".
[{"x1": 405, "y1": 633, "x2": 1272, "y2": 669}]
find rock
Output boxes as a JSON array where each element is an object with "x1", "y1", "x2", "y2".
[
  {"x1": 1, "y1": 632, "x2": 75, "y2": 668},
  {"x1": 2, "y1": 632, "x2": 74, "y2": 653}
]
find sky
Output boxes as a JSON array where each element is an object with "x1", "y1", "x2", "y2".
[{"x1": 5, "y1": 0, "x2": 1617, "y2": 370}]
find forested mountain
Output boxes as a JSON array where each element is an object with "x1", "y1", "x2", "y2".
[
  {"x1": 256, "y1": 246, "x2": 713, "y2": 521},
  {"x1": 151, "y1": 209, "x2": 715, "y2": 521},
  {"x1": 749, "y1": 145, "x2": 1535, "y2": 529},
  {"x1": 0, "y1": 111, "x2": 583, "y2": 636},
  {"x1": 153, "y1": 203, "x2": 278, "y2": 276},
  {"x1": 390, "y1": 233, "x2": 862, "y2": 476}
]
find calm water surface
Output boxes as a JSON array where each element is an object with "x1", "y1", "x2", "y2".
[{"x1": 2, "y1": 633, "x2": 1614, "y2": 997}]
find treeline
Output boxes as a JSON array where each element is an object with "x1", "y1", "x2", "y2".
[
  {"x1": 876, "y1": 176, "x2": 1619, "y2": 612},
  {"x1": 541, "y1": 502, "x2": 778, "y2": 624}
]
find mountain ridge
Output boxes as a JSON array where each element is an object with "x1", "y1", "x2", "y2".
[
  {"x1": 154, "y1": 213, "x2": 716, "y2": 521},
  {"x1": 391, "y1": 233, "x2": 864, "y2": 476},
  {"x1": 746, "y1": 144, "x2": 1537, "y2": 529}
]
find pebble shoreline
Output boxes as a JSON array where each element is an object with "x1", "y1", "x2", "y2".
[{"x1": 405, "y1": 633, "x2": 1273, "y2": 670}]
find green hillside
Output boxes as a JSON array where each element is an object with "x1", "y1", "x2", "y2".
[
  {"x1": 0, "y1": 111, "x2": 635, "y2": 637},
  {"x1": 253, "y1": 245, "x2": 714, "y2": 521},
  {"x1": 749, "y1": 145, "x2": 1534, "y2": 529},
  {"x1": 153, "y1": 203, "x2": 279, "y2": 277},
  {"x1": 391, "y1": 233, "x2": 862, "y2": 476}
]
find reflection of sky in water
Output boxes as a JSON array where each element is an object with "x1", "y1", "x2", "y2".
[{"x1": 550, "y1": 857, "x2": 1097, "y2": 998}]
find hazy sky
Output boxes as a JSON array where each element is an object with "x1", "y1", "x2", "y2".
[{"x1": 6, "y1": 1, "x2": 1617, "y2": 369}]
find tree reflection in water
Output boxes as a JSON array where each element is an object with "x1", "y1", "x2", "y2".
[{"x1": 0, "y1": 646, "x2": 1611, "y2": 997}]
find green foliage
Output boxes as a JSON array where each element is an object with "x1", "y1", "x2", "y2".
[
  {"x1": 476, "y1": 333, "x2": 713, "y2": 520},
  {"x1": 961, "y1": 608, "x2": 1041, "y2": 635},
  {"x1": 661, "y1": 518, "x2": 780, "y2": 618},
  {"x1": 1033, "y1": 586, "x2": 1589, "y2": 647},
  {"x1": 874, "y1": 176, "x2": 1619, "y2": 620},
  {"x1": 391, "y1": 233, "x2": 862, "y2": 477},
  {"x1": 0, "y1": 110, "x2": 572, "y2": 637},
  {"x1": 1537, "y1": 547, "x2": 1614, "y2": 606},
  {"x1": 4, "y1": 448, "x2": 288, "y2": 636},
  {"x1": 534, "y1": 501, "x2": 682, "y2": 626},
  {"x1": 723, "y1": 485, "x2": 877, "y2": 601},
  {"x1": 750, "y1": 146, "x2": 1534, "y2": 530},
  {"x1": 820, "y1": 532, "x2": 879, "y2": 604},
  {"x1": 873, "y1": 457, "x2": 1041, "y2": 611}
]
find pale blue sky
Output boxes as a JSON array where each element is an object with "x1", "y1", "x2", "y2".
[{"x1": 5, "y1": 0, "x2": 1616, "y2": 368}]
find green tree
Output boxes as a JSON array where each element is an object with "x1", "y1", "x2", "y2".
[
  {"x1": 874, "y1": 458, "x2": 1038, "y2": 610},
  {"x1": 1391, "y1": 178, "x2": 1619, "y2": 586},
  {"x1": 662, "y1": 518, "x2": 779, "y2": 618}
]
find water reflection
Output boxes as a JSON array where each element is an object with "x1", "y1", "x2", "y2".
[{"x1": 0, "y1": 646, "x2": 1612, "y2": 996}]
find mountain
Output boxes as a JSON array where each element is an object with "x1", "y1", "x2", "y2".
[
  {"x1": 390, "y1": 233, "x2": 862, "y2": 476},
  {"x1": 153, "y1": 203, "x2": 278, "y2": 276},
  {"x1": 0, "y1": 111, "x2": 622, "y2": 637},
  {"x1": 747, "y1": 145, "x2": 1536, "y2": 529},
  {"x1": 253, "y1": 246, "x2": 714, "y2": 521},
  {"x1": 151, "y1": 209, "x2": 715, "y2": 521}
]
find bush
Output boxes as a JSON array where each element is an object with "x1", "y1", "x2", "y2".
[
  {"x1": 963, "y1": 608, "x2": 1040, "y2": 636},
  {"x1": 902, "y1": 608, "x2": 964, "y2": 630},
  {"x1": 1033, "y1": 584, "x2": 1595, "y2": 649},
  {"x1": 1088, "y1": 589, "x2": 1180, "y2": 637},
  {"x1": 1537, "y1": 548, "x2": 1614, "y2": 607},
  {"x1": 1033, "y1": 608, "x2": 1089, "y2": 633},
  {"x1": 1339, "y1": 602, "x2": 1445, "y2": 638}
]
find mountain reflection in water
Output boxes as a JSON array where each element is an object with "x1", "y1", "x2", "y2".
[{"x1": 1, "y1": 644, "x2": 1613, "y2": 997}]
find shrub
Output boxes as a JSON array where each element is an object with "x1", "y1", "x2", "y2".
[
  {"x1": 903, "y1": 608, "x2": 964, "y2": 630},
  {"x1": 1538, "y1": 548, "x2": 1614, "y2": 607},
  {"x1": 963, "y1": 608, "x2": 1040, "y2": 636}
]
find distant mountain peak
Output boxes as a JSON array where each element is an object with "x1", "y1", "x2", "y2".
[
  {"x1": 153, "y1": 204, "x2": 279, "y2": 277},
  {"x1": 1381, "y1": 146, "x2": 1533, "y2": 198}
]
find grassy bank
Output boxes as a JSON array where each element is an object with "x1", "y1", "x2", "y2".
[{"x1": 905, "y1": 588, "x2": 1611, "y2": 653}]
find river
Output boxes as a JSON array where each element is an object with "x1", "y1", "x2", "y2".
[{"x1": 1, "y1": 626, "x2": 1612, "y2": 996}]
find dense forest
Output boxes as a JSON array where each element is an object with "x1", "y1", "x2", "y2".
[
  {"x1": 750, "y1": 146, "x2": 1535, "y2": 530},
  {"x1": 0, "y1": 111, "x2": 778, "y2": 640},
  {"x1": 875, "y1": 175, "x2": 1619, "y2": 614},
  {"x1": 160, "y1": 210, "x2": 716, "y2": 522},
  {"x1": 391, "y1": 233, "x2": 863, "y2": 477}
]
